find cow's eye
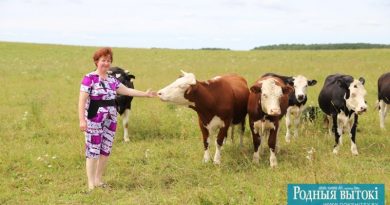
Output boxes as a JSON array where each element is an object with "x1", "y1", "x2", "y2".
[
  {"x1": 351, "y1": 93, "x2": 356, "y2": 97},
  {"x1": 354, "y1": 85, "x2": 357, "y2": 88},
  {"x1": 262, "y1": 94, "x2": 268, "y2": 98}
]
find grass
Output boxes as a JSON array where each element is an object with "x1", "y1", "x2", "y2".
[{"x1": 0, "y1": 41, "x2": 389, "y2": 204}]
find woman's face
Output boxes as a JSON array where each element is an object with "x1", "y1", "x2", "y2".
[{"x1": 96, "y1": 55, "x2": 112, "y2": 71}]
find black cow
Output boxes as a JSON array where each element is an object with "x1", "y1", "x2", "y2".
[
  {"x1": 109, "y1": 67, "x2": 135, "y2": 142},
  {"x1": 318, "y1": 74, "x2": 367, "y2": 155},
  {"x1": 263, "y1": 73, "x2": 317, "y2": 143},
  {"x1": 377, "y1": 72, "x2": 390, "y2": 129}
]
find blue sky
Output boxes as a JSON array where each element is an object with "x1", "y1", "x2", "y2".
[{"x1": 1, "y1": 0, "x2": 389, "y2": 50}]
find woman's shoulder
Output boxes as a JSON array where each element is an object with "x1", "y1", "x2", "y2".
[{"x1": 83, "y1": 71, "x2": 99, "y2": 80}]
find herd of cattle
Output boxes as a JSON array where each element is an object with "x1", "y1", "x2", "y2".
[{"x1": 110, "y1": 67, "x2": 389, "y2": 167}]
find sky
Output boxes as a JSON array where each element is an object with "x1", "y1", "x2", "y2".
[{"x1": 1, "y1": 0, "x2": 389, "y2": 50}]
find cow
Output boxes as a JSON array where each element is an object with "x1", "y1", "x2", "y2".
[
  {"x1": 377, "y1": 72, "x2": 390, "y2": 129},
  {"x1": 247, "y1": 75, "x2": 294, "y2": 167},
  {"x1": 108, "y1": 67, "x2": 135, "y2": 142},
  {"x1": 263, "y1": 73, "x2": 317, "y2": 143},
  {"x1": 318, "y1": 74, "x2": 367, "y2": 155},
  {"x1": 157, "y1": 71, "x2": 249, "y2": 164},
  {"x1": 301, "y1": 106, "x2": 321, "y2": 123}
]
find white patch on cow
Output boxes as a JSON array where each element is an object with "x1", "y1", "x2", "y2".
[
  {"x1": 345, "y1": 79, "x2": 367, "y2": 114},
  {"x1": 205, "y1": 116, "x2": 225, "y2": 134},
  {"x1": 253, "y1": 150, "x2": 260, "y2": 163},
  {"x1": 259, "y1": 78, "x2": 283, "y2": 115},
  {"x1": 333, "y1": 144, "x2": 340, "y2": 154},
  {"x1": 203, "y1": 149, "x2": 211, "y2": 163},
  {"x1": 336, "y1": 111, "x2": 355, "y2": 146},
  {"x1": 122, "y1": 109, "x2": 130, "y2": 142},
  {"x1": 115, "y1": 73, "x2": 121, "y2": 78},
  {"x1": 214, "y1": 143, "x2": 222, "y2": 164},
  {"x1": 293, "y1": 75, "x2": 309, "y2": 102},
  {"x1": 206, "y1": 75, "x2": 221, "y2": 84},
  {"x1": 212, "y1": 76, "x2": 221, "y2": 80},
  {"x1": 379, "y1": 100, "x2": 388, "y2": 129},
  {"x1": 351, "y1": 141, "x2": 358, "y2": 155},
  {"x1": 285, "y1": 105, "x2": 303, "y2": 143},
  {"x1": 269, "y1": 149, "x2": 277, "y2": 168},
  {"x1": 253, "y1": 119, "x2": 275, "y2": 136},
  {"x1": 157, "y1": 71, "x2": 196, "y2": 106}
]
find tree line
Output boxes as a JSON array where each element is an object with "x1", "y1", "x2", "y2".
[{"x1": 252, "y1": 43, "x2": 390, "y2": 50}]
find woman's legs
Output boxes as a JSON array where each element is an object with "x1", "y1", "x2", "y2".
[
  {"x1": 86, "y1": 158, "x2": 98, "y2": 190},
  {"x1": 95, "y1": 155, "x2": 109, "y2": 186}
]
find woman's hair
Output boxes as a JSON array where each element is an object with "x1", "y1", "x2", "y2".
[{"x1": 93, "y1": 47, "x2": 113, "y2": 66}]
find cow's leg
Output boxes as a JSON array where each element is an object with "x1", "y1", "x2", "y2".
[
  {"x1": 332, "y1": 114, "x2": 341, "y2": 154},
  {"x1": 122, "y1": 109, "x2": 130, "y2": 142},
  {"x1": 229, "y1": 125, "x2": 235, "y2": 144},
  {"x1": 250, "y1": 122, "x2": 261, "y2": 164},
  {"x1": 294, "y1": 108, "x2": 303, "y2": 138},
  {"x1": 350, "y1": 114, "x2": 359, "y2": 155},
  {"x1": 285, "y1": 107, "x2": 292, "y2": 143},
  {"x1": 268, "y1": 122, "x2": 278, "y2": 168},
  {"x1": 198, "y1": 120, "x2": 211, "y2": 163},
  {"x1": 239, "y1": 120, "x2": 245, "y2": 147},
  {"x1": 214, "y1": 124, "x2": 229, "y2": 165},
  {"x1": 379, "y1": 100, "x2": 387, "y2": 129},
  {"x1": 327, "y1": 115, "x2": 333, "y2": 136}
]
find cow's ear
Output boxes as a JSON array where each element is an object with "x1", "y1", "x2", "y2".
[
  {"x1": 250, "y1": 84, "x2": 262, "y2": 93},
  {"x1": 128, "y1": 74, "x2": 135, "y2": 80},
  {"x1": 282, "y1": 85, "x2": 294, "y2": 95},
  {"x1": 185, "y1": 84, "x2": 197, "y2": 95},
  {"x1": 359, "y1": 77, "x2": 365, "y2": 85},
  {"x1": 308, "y1": 79, "x2": 317, "y2": 86},
  {"x1": 286, "y1": 77, "x2": 294, "y2": 86}
]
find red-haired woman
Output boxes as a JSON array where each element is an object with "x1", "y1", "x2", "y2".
[{"x1": 78, "y1": 47, "x2": 156, "y2": 191}]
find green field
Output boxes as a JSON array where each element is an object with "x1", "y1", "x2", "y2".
[{"x1": 0, "y1": 42, "x2": 389, "y2": 204}]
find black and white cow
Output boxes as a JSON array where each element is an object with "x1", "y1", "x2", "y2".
[
  {"x1": 109, "y1": 67, "x2": 135, "y2": 142},
  {"x1": 263, "y1": 73, "x2": 317, "y2": 143},
  {"x1": 318, "y1": 74, "x2": 367, "y2": 155},
  {"x1": 377, "y1": 72, "x2": 390, "y2": 129}
]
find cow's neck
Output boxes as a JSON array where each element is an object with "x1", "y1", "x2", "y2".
[{"x1": 185, "y1": 82, "x2": 216, "y2": 123}]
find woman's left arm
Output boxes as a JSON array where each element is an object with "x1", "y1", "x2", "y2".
[{"x1": 116, "y1": 84, "x2": 157, "y2": 97}]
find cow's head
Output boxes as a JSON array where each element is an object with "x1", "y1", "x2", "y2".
[
  {"x1": 292, "y1": 75, "x2": 317, "y2": 103},
  {"x1": 109, "y1": 67, "x2": 135, "y2": 88},
  {"x1": 250, "y1": 78, "x2": 293, "y2": 116},
  {"x1": 157, "y1": 70, "x2": 196, "y2": 105},
  {"x1": 338, "y1": 77, "x2": 367, "y2": 114}
]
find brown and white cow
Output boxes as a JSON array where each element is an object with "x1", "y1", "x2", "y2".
[
  {"x1": 247, "y1": 75, "x2": 294, "y2": 167},
  {"x1": 377, "y1": 72, "x2": 390, "y2": 129},
  {"x1": 157, "y1": 71, "x2": 249, "y2": 164}
]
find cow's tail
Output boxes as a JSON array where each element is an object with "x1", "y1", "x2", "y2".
[{"x1": 374, "y1": 100, "x2": 380, "y2": 111}]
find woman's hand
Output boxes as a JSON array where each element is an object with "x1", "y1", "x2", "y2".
[
  {"x1": 145, "y1": 89, "x2": 158, "y2": 98},
  {"x1": 80, "y1": 119, "x2": 87, "y2": 132}
]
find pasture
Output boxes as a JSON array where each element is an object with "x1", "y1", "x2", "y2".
[{"x1": 0, "y1": 41, "x2": 389, "y2": 204}]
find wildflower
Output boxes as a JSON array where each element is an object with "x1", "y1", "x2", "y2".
[
  {"x1": 306, "y1": 147, "x2": 316, "y2": 162},
  {"x1": 145, "y1": 149, "x2": 150, "y2": 158},
  {"x1": 22, "y1": 111, "x2": 28, "y2": 121}
]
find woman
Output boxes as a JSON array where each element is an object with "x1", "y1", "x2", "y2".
[{"x1": 78, "y1": 47, "x2": 156, "y2": 191}]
